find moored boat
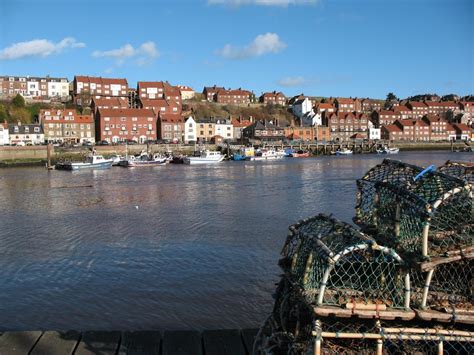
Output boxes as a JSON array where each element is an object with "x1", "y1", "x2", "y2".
[
  {"x1": 183, "y1": 150, "x2": 225, "y2": 165},
  {"x1": 376, "y1": 146, "x2": 399, "y2": 154},
  {"x1": 292, "y1": 150, "x2": 310, "y2": 158},
  {"x1": 250, "y1": 149, "x2": 285, "y2": 161},
  {"x1": 335, "y1": 148, "x2": 353, "y2": 156},
  {"x1": 119, "y1": 152, "x2": 168, "y2": 167},
  {"x1": 232, "y1": 152, "x2": 248, "y2": 161},
  {"x1": 56, "y1": 154, "x2": 113, "y2": 170}
]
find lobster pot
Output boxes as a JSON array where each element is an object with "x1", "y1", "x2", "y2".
[
  {"x1": 355, "y1": 180, "x2": 473, "y2": 258},
  {"x1": 411, "y1": 256, "x2": 473, "y2": 324},
  {"x1": 282, "y1": 214, "x2": 411, "y2": 317},
  {"x1": 439, "y1": 160, "x2": 474, "y2": 184}
]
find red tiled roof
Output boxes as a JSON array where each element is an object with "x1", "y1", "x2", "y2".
[
  {"x1": 92, "y1": 97, "x2": 129, "y2": 107},
  {"x1": 158, "y1": 113, "x2": 184, "y2": 122},
  {"x1": 453, "y1": 123, "x2": 471, "y2": 131},
  {"x1": 75, "y1": 75, "x2": 127, "y2": 86},
  {"x1": 425, "y1": 101, "x2": 457, "y2": 107},
  {"x1": 392, "y1": 106, "x2": 411, "y2": 113},
  {"x1": 408, "y1": 101, "x2": 428, "y2": 108},
  {"x1": 336, "y1": 98, "x2": 355, "y2": 104},
  {"x1": 178, "y1": 85, "x2": 194, "y2": 92},
  {"x1": 383, "y1": 124, "x2": 402, "y2": 132}
]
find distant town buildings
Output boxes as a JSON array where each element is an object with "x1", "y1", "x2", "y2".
[
  {"x1": 0, "y1": 75, "x2": 69, "y2": 100},
  {"x1": 8, "y1": 123, "x2": 44, "y2": 145},
  {"x1": 39, "y1": 109, "x2": 95, "y2": 144}
]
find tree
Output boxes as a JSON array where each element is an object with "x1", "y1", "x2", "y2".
[
  {"x1": 12, "y1": 94, "x2": 25, "y2": 108},
  {"x1": 9, "y1": 107, "x2": 31, "y2": 123},
  {"x1": 0, "y1": 104, "x2": 8, "y2": 122},
  {"x1": 386, "y1": 92, "x2": 398, "y2": 102}
]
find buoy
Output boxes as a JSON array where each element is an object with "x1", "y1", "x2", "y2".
[{"x1": 135, "y1": 205, "x2": 139, "y2": 209}]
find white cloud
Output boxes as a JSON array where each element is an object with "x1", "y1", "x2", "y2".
[
  {"x1": 92, "y1": 41, "x2": 160, "y2": 66},
  {"x1": 208, "y1": 0, "x2": 317, "y2": 6},
  {"x1": 277, "y1": 76, "x2": 307, "y2": 87},
  {"x1": 216, "y1": 33, "x2": 286, "y2": 59},
  {"x1": 0, "y1": 37, "x2": 85, "y2": 60}
]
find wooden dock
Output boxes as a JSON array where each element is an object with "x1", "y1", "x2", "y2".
[{"x1": 0, "y1": 328, "x2": 259, "y2": 355}]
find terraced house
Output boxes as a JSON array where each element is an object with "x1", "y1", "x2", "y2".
[
  {"x1": 39, "y1": 109, "x2": 95, "y2": 144},
  {"x1": 0, "y1": 75, "x2": 69, "y2": 100},
  {"x1": 260, "y1": 91, "x2": 287, "y2": 106},
  {"x1": 157, "y1": 113, "x2": 184, "y2": 142},
  {"x1": 8, "y1": 123, "x2": 44, "y2": 145},
  {"x1": 216, "y1": 88, "x2": 251, "y2": 105},
  {"x1": 324, "y1": 112, "x2": 369, "y2": 141},
  {"x1": 73, "y1": 76, "x2": 128, "y2": 106},
  {"x1": 95, "y1": 108, "x2": 156, "y2": 144}
]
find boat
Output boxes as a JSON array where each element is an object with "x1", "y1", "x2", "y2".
[
  {"x1": 55, "y1": 154, "x2": 113, "y2": 170},
  {"x1": 119, "y1": 151, "x2": 168, "y2": 167},
  {"x1": 335, "y1": 148, "x2": 353, "y2": 156},
  {"x1": 376, "y1": 146, "x2": 399, "y2": 154},
  {"x1": 183, "y1": 150, "x2": 225, "y2": 165},
  {"x1": 232, "y1": 152, "x2": 249, "y2": 161},
  {"x1": 250, "y1": 149, "x2": 285, "y2": 161},
  {"x1": 292, "y1": 150, "x2": 310, "y2": 158},
  {"x1": 110, "y1": 154, "x2": 125, "y2": 166}
]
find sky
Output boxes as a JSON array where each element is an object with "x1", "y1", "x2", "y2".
[{"x1": 0, "y1": 0, "x2": 472, "y2": 99}]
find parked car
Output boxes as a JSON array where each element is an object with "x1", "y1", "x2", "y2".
[{"x1": 97, "y1": 140, "x2": 109, "y2": 146}]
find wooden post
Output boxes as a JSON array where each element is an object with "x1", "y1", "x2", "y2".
[
  {"x1": 46, "y1": 143, "x2": 53, "y2": 169},
  {"x1": 437, "y1": 340, "x2": 443, "y2": 355}
]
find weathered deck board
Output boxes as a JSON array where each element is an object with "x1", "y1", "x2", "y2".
[
  {"x1": 241, "y1": 328, "x2": 259, "y2": 354},
  {"x1": 30, "y1": 330, "x2": 80, "y2": 355},
  {"x1": 74, "y1": 331, "x2": 121, "y2": 355},
  {"x1": 0, "y1": 331, "x2": 43, "y2": 354},
  {"x1": 162, "y1": 330, "x2": 202, "y2": 355},
  {"x1": 202, "y1": 329, "x2": 246, "y2": 355},
  {"x1": 118, "y1": 331, "x2": 161, "y2": 355}
]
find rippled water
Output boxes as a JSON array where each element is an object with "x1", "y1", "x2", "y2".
[{"x1": 0, "y1": 151, "x2": 470, "y2": 331}]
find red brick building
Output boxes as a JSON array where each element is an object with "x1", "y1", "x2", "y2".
[
  {"x1": 284, "y1": 126, "x2": 330, "y2": 142},
  {"x1": 371, "y1": 110, "x2": 402, "y2": 127},
  {"x1": 260, "y1": 91, "x2": 287, "y2": 105},
  {"x1": 335, "y1": 98, "x2": 361, "y2": 112},
  {"x1": 394, "y1": 119, "x2": 430, "y2": 141},
  {"x1": 459, "y1": 101, "x2": 474, "y2": 116},
  {"x1": 139, "y1": 98, "x2": 180, "y2": 116},
  {"x1": 157, "y1": 113, "x2": 184, "y2": 142},
  {"x1": 381, "y1": 124, "x2": 403, "y2": 141},
  {"x1": 95, "y1": 108, "x2": 156, "y2": 143},
  {"x1": 422, "y1": 114, "x2": 449, "y2": 141},
  {"x1": 425, "y1": 101, "x2": 458, "y2": 117},
  {"x1": 361, "y1": 99, "x2": 382, "y2": 113},
  {"x1": 91, "y1": 97, "x2": 129, "y2": 113},
  {"x1": 216, "y1": 89, "x2": 251, "y2": 105},
  {"x1": 137, "y1": 81, "x2": 182, "y2": 110},
  {"x1": 392, "y1": 105, "x2": 413, "y2": 119},
  {"x1": 453, "y1": 123, "x2": 471, "y2": 140},
  {"x1": 73, "y1": 76, "x2": 128, "y2": 106},
  {"x1": 203, "y1": 85, "x2": 225, "y2": 102},
  {"x1": 39, "y1": 109, "x2": 95, "y2": 143},
  {"x1": 324, "y1": 111, "x2": 369, "y2": 141},
  {"x1": 406, "y1": 101, "x2": 429, "y2": 117}
]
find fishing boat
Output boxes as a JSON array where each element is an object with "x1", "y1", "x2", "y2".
[
  {"x1": 110, "y1": 154, "x2": 125, "y2": 166},
  {"x1": 376, "y1": 146, "x2": 399, "y2": 154},
  {"x1": 56, "y1": 154, "x2": 113, "y2": 170},
  {"x1": 232, "y1": 152, "x2": 248, "y2": 161},
  {"x1": 119, "y1": 151, "x2": 168, "y2": 167},
  {"x1": 250, "y1": 149, "x2": 285, "y2": 161},
  {"x1": 183, "y1": 150, "x2": 225, "y2": 165},
  {"x1": 335, "y1": 148, "x2": 353, "y2": 156}
]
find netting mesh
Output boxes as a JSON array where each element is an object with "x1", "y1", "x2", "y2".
[
  {"x1": 439, "y1": 160, "x2": 474, "y2": 184},
  {"x1": 256, "y1": 159, "x2": 474, "y2": 354},
  {"x1": 354, "y1": 160, "x2": 473, "y2": 257}
]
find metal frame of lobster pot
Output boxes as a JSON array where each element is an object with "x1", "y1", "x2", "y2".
[
  {"x1": 281, "y1": 214, "x2": 414, "y2": 321},
  {"x1": 354, "y1": 159, "x2": 473, "y2": 259}
]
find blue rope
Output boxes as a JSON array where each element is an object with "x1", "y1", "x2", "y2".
[{"x1": 413, "y1": 165, "x2": 436, "y2": 181}]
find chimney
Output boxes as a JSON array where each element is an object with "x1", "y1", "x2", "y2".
[{"x1": 249, "y1": 115, "x2": 254, "y2": 123}]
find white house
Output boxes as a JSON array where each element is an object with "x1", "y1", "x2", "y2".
[
  {"x1": 8, "y1": 123, "x2": 44, "y2": 145},
  {"x1": 214, "y1": 118, "x2": 234, "y2": 141},
  {"x1": 26, "y1": 79, "x2": 41, "y2": 98},
  {"x1": 292, "y1": 97, "x2": 313, "y2": 118},
  {"x1": 47, "y1": 78, "x2": 69, "y2": 99},
  {"x1": 368, "y1": 128, "x2": 381, "y2": 140},
  {"x1": 178, "y1": 85, "x2": 195, "y2": 100},
  {"x1": 0, "y1": 122, "x2": 9, "y2": 145},
  {"x1": 184, "y1": 116, "x2": 197, "y2": 143}
]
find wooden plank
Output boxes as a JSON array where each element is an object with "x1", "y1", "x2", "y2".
[
  {"x1": 241, "y1": 329, "x2": 259, "y2": 355},
  {"x1": 118, "y1": 331, "x2": 160, "y2": 355},
  {"x1": 202, "y1": 329, "x2": 245, "y2": 355},
  {"x1": 30, "y1": 330, "x2": 80, "y2": 355},
  {"x1": 162, "y1": 330, "x2": 202, "y2": 355},
  {"x1": 0, "y1": 331, "x2": 43, "y2": 354},
  {"x1": 74, "y1": 331, "x2": 120, "y2": 355},
  {"x1": 419, "y1": 247, "x2": 474, "y2": 271},
  {"x1": 313, "y1": 306, "x2": 416, "y2": 321}
]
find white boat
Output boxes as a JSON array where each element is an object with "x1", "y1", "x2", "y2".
[
  {"x1": 377, "y1": 147, "x2": 399, "y2": 154},
  {"x1": 183, "y1": 150, "x2": 225, "y2": 165},
  {"x1": 110, "y1": 154, "x2": 124, "y2": 166},
  {"x1": 335, "y1": 148, "x2": 353, "y2": 156},
  {"x1": 119, "y1": 151, "x2": 168, "y2": 167},
  {"x1": 56, "y1": 154, "x2": 113, "y2": 170},
  {"x1": 250, "y1": 149, "x2": 285, "y2": 161}
]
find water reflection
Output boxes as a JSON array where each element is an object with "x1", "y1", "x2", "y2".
[{"x1": 0, "y1": 151, "x2": 470, "y2": 330}]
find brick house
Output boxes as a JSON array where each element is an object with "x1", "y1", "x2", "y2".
[
  {"x1": 231, "y1": 118, "x2": 253, "y2": 141},
  {"x1": 177, "y1": 85, "x2": 195, "y2": 100},
  {"x1": 195, "y1": 118, "x2": 216, "y2": 143},
  {"x1": 260, "y1": 91, "x2": 287, "y2": 105},
  {"x1": 406, "y1": 101, "x2": 429, "y2": 117},
  {"x1": 202, "y1": 85, "x2": 225, "y2": 102},
  {"x1": 95, "y1": 108, "x2": 156, "y2": 143},
  {"x1": 137, "y1": 81, "x2": 182, "y2": 109},
  {"x1": 216, "y1": 88, "x2": 251, "y2": 105},
  {"x1": 335, "y1": 98, "x2": 361, "y2": 112},
  {"x1": 0, "y1": 75, "x2": 69, "y2": 100},
  {"x1": 393, "y1": 119, "x2": 430, "y2": 141},
  {"x1": 446, "y1": 124, "x2": 458, "y2": 141},
  {"x1": 39, "y1": 109, "x2": 95, "y2": 143},
  {"x1": 73, "y1": 76, "x2": 128, "y2": 106},
  {"x1": 459, "y1": 102, "x2": 474, "y2": 116},
  {"x1": 157, "y1": 113, "x2": 184, "y2": 142},
  {"x1": 425, "y1": 101, "x2": 459, "y2": 118},
  {"x1": 361, "y1": 99, "x2": 382, "y2": 113},
  {"x1": 422, "y1": 114, "x2": 449, "y2": 141},
  {"x1": 324, "y1": 111, "x2": 369, "y2": 141},
  {"x1": 284, "y1": 126, "x2": 330, "y2": 142},
  {"x1": 392, "y1": 105, "x2": 413, "y2": 119},
  {"x1": 242, "y1": 120, "x2": 285, "y2": 142},
  {"x1": 381, "y1": 124, "x2": 403, "y2": 141},
  {"x1": 371, "y1": 110, "x2": 401, "y2": 127},
  {"x1": 139, "y1": 98, "x2": 180, "y2": 116},
  {"x1": 91, "y1": 97, "x2": 129, "y2": 113},
  {"x1": 453, "y1": 123, "x2": 471, "y2": 140}
]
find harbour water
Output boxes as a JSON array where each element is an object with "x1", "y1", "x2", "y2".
[{"x1": 0, "y1": 151, "x2": 470, "y2": 331}]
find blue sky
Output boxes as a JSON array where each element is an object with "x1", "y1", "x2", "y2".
[{"x1": 0, "y1": 0, "x2": 472, "y2": 99}]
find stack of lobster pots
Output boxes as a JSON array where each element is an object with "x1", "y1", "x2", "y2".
[{"x1": 254, "y1": 159, "x2": 473, "y2": 354}]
